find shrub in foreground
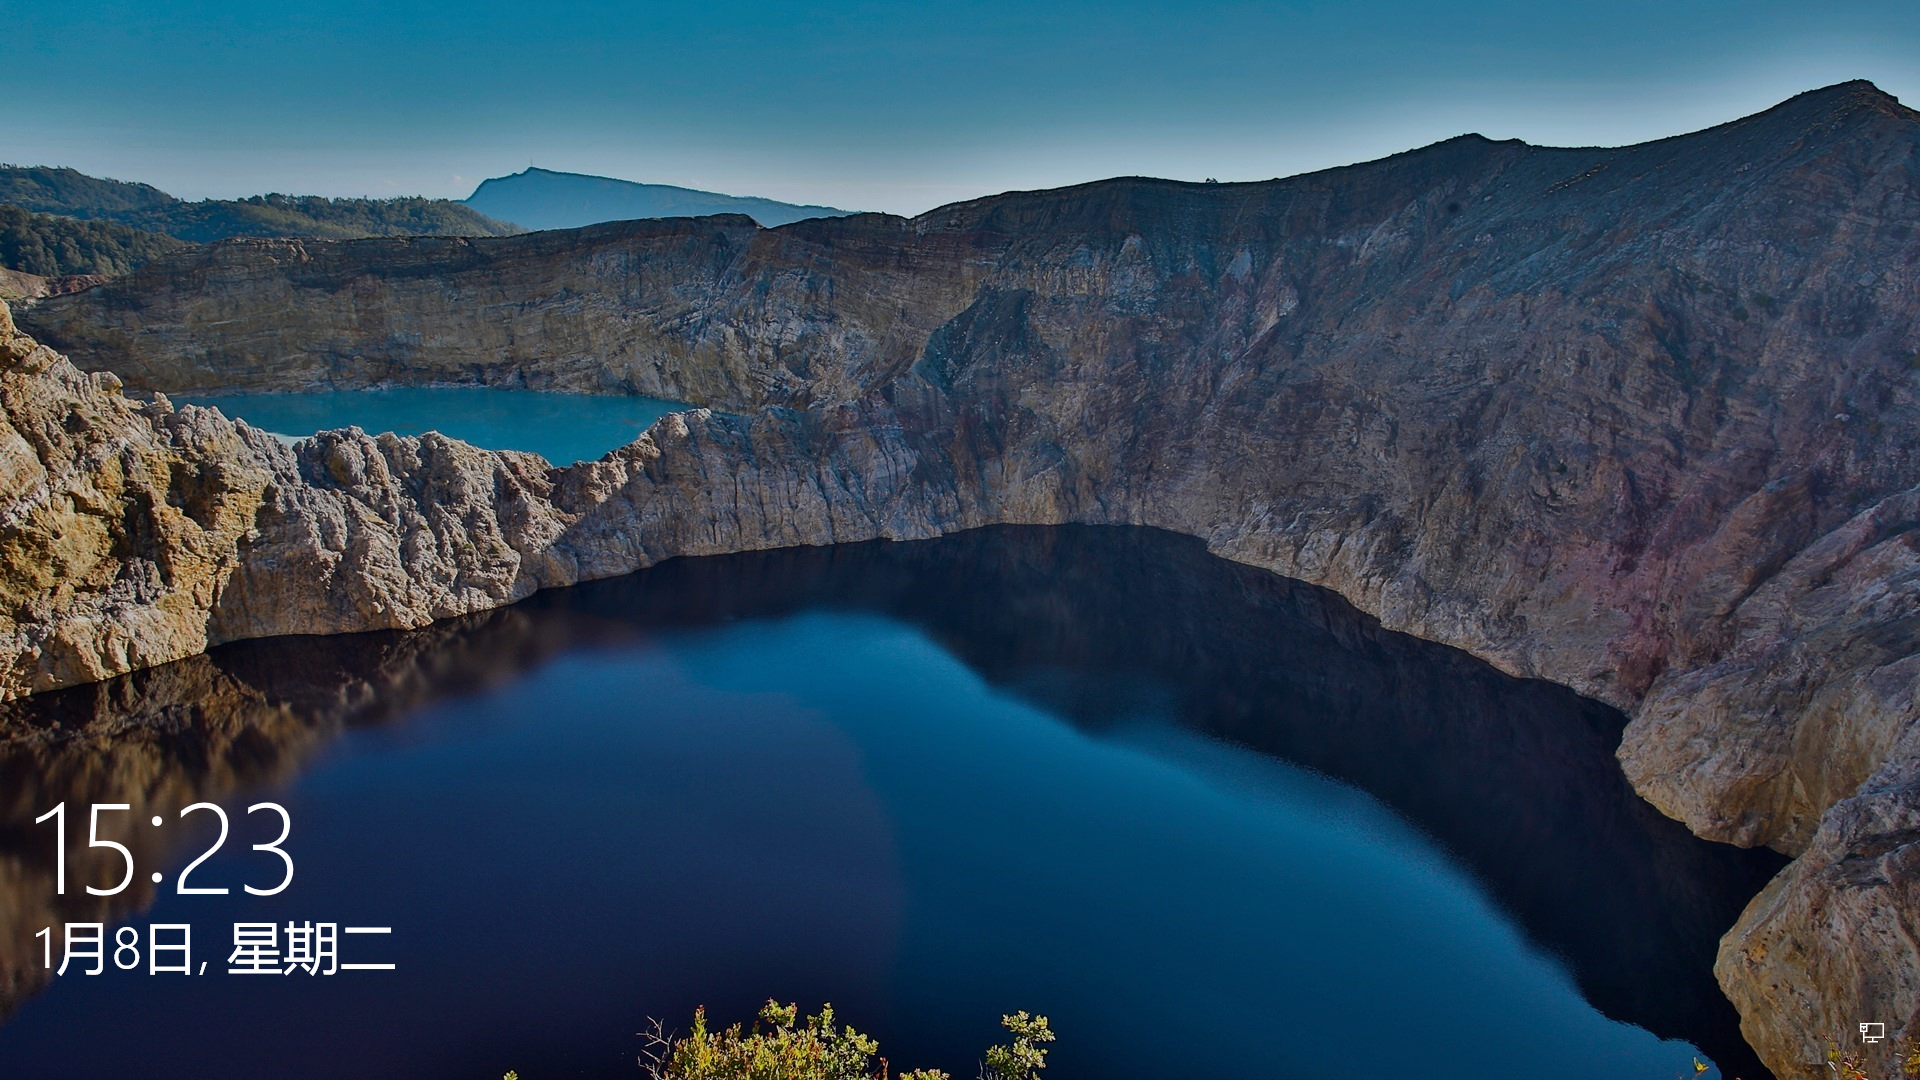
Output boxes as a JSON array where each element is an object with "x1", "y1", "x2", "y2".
[
  {"x1": 630, "y1": 1000, "x2": 1055, "y2": 1080},
  {"x1": 1824, "y1": 1037, "x2": 1920, "y2": 1080}
]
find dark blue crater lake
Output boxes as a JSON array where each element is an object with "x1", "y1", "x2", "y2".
[
  {"x1": 0, "y1": 527, "x2": 1784, "y2": 1079},
  {"x1": 173, "y1": 387, "x2": 687, "y2": 464}
]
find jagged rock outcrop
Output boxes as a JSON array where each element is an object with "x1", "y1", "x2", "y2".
[
  {"x1": 8, "y1": 81, "x2": 1920, "y2": 1076},
  {"x1": 0, "y1": 302, "x2": 282, "y2": 694},
  {"x1": 1719, "y1": 762, "x2": 1920, "y2": 1080}
]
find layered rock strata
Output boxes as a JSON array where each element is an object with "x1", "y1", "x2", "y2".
[{"x1": 9, "y1": 81, "x2": 1920, "y2": 1076}]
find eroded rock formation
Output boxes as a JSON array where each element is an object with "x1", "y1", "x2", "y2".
[
  {"x1": 0, "y1": 301, "x2": 282, "y2": 694},
  {"x1": 8, "y1": 81, "x2": 1920, "y2": 1076}
]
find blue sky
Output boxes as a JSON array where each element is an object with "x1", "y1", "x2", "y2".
[{"x1": 8, "y1": 1, "x2": 1919, "y2": 215}]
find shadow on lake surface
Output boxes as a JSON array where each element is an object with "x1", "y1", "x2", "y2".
[{"x1": 0, "y1": 525, "x2": 1785, "y2": 1079}]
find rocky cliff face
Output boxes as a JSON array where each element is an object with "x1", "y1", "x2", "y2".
[
  {"x1": 10, "y1": 81, "x2": 1920, "y2": 1076},
  {"x1": 0, "y1": 301, "x2": 282, "y2": 694}
]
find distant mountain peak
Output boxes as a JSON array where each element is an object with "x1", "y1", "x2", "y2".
[
  {"x1": 1721, "y1": 78, "x2": 1915, "y2": 139},
  {"x1": 461, "y1": 168, "x2": 856, "y2": 231},
  {"x1": 1793, "y1": 77, "x2": 1898, "y2": 102}
]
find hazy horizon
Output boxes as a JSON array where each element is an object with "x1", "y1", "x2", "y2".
[{"x1": 10, "y1": 0, "x2": 1919, "y2": 217}]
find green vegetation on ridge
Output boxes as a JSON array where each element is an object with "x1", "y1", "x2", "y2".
[
  {"x1": 0, "y1": 165, "x2": 174, "y2": 217},
  {"x1": 0, "y1": 203, "x2": 187, "y2": 277},
  {"x1": 0, "y1": 165, "x2": 521, "y2": 276},
  {"x1": 103, "y1": 191, "x2": 523, "y2": 243}
]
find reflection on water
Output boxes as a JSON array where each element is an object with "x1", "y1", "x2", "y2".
[
  {"x1": 0, "y1": 526, "x2": 1784, "y2": 1079},
  {"x1": 0, "y1": 606, "x2": 589, "y2": 1021}
]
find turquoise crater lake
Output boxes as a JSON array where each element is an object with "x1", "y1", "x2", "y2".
[{"x1": 173, "y1": 387, "x2": 689, "y2": 465}]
